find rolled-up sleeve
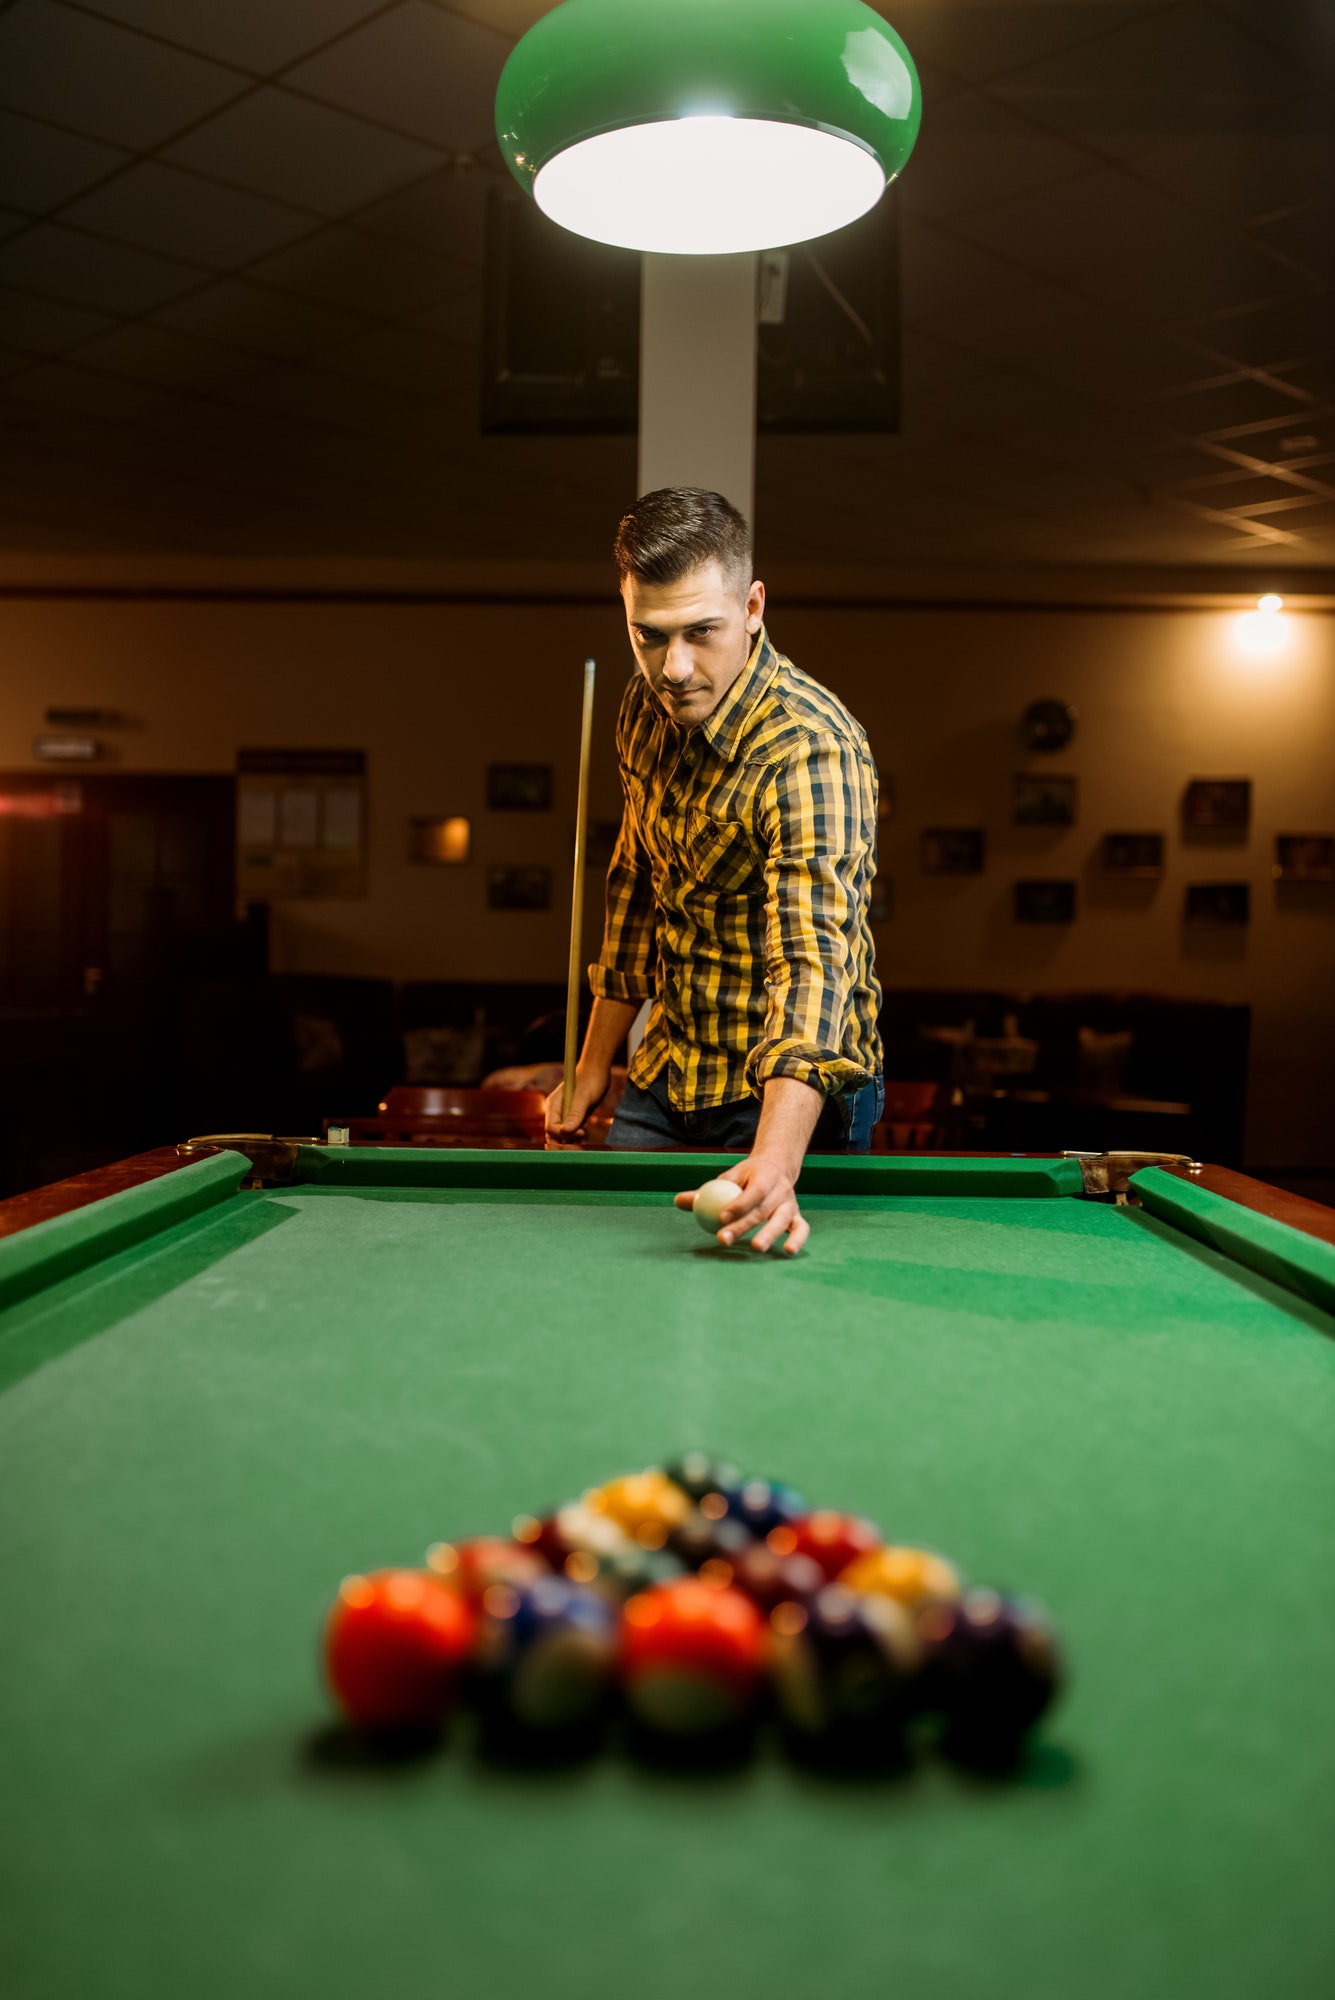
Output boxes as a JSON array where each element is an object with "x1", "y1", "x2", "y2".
[
  {"x1": 589, "y1": 802, "x2": 657, "y2": 1003},
  {"x1": 744, "y1": 733, "x2": 877, "y2": 1098},
  {"x1": 589, "y1": 687, "x2": 657, "y2": 1004}
]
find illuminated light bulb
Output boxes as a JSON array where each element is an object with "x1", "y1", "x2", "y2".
[
  {"x1": 1257, "y1": 593, "x2": 1283, "y2": 615},
  {"x1": 535, "y1": 116, "x2": 886, "y2": 255}
]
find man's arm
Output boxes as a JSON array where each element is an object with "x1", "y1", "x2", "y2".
[
  {"x1": 676, "y1": 731, "x2": 877, "y2": 1249},
  {"x1": 545, "y1": 994, "x2": 639, "y2": 1140},
  {"x1": 673, "y1": 1075, "x2": 821, "y2": 1253}
]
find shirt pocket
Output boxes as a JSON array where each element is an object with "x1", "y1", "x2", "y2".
[{"x1": 686, "y1": 810, "x2": 759, "y2": 893}]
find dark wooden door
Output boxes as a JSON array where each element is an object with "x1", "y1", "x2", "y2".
[{"x1": 0, "y1": 774, "x2": 237, "y2": 1194}]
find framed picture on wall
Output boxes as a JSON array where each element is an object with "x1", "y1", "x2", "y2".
[
  {"x1": 487, "y1": 864, "x2": 552, "y2": 911},
  {"x1": 1014, "y1": 879, "x2": 1076, "y2": 924},
  {"x1": 1185, "y1": 882, "x2": 1249, "y2": 925},
  {"x1": 1274, "y1": 834, "x2": 1334, "y2": 881},
  {"x1": 488, "y1": 763, "x2": 553, "y2": 811},
  {"x1": 1013, "y1": 773, "x2": 1077, "y2": 827},
  {"x1": 868, "y1": 876, "x2": 892, "y2": 922},
  {"x1": 1183, "y1": 778, "x2": 1250, "y2": 831},
  {"x1": 921, "y1": 827, "x2": 985, "y2": 874},
  {"x1": 1103, "y1": 832, "x2": 1165, "y2": 877}
]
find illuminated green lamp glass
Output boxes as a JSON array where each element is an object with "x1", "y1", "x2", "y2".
[{"x1": 496, "y1": 0, "x2": 920, "y2": 255}]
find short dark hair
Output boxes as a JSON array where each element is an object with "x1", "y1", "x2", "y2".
[{"x1": 614, "y1": 487, "x2": 752, "y2": 595}]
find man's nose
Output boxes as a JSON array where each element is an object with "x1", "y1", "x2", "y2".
[{"x1": 662, "y1": 640, "x2": 693, "y2": 682}]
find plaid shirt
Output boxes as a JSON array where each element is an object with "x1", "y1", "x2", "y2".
[{"x1": 590, "y1": 627, "x2": 882, "y2": 1110}]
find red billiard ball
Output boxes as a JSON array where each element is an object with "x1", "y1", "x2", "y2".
[
  {"x1": 620, "y1": 1576, "x2": 765, "y2": 1733},
  {"x1": 771, "y1": 1509, "x2": 883, "y2": 1579},
  {"x1": 323, "y1": 1568, "x2": 475, "y2": 1730},
  {"x1": 425, "y1": 1535, "x2": 549, "y2": 1605}
]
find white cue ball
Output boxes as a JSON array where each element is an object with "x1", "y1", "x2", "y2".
[{"x1": 692, "y1": 1177, "x2": 743, "y2": 1235}]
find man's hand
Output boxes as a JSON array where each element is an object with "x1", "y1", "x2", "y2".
[
  {"x1": 674, "y1": 1153, "x2": 809, "y2": 1254},
  {"x1": 544, "y1": 1064, "x2": 609, "y2": 1145},
  {"x1": 674, "y1": 1075, "x2": 824, "y2": 1254}
]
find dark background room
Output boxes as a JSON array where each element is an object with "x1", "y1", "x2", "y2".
[{"x1": 1, "y1": 0, "x2": 1332, "y2": 1198}]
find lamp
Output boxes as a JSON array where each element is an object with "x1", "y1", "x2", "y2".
[{"x1": 495, "y1": 0, "x2": 921, "y2": 255}]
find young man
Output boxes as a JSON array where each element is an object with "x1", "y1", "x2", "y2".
[{"x1": 547, "y1": 487, "x2": 883, "y2": 1254}]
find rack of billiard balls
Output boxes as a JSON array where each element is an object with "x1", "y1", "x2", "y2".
[{"x1": 321, "y1": 1453, "x2": 1064, "y2": 1768}]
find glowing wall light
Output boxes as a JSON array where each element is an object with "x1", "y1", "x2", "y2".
[{"x1": 1236, "y1": 593, "x2": 1288, "y2": 658}]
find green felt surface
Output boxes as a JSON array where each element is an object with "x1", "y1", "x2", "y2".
[{"x1": 1, "y1": 1163, "x2": 1333, "y2": 2000}]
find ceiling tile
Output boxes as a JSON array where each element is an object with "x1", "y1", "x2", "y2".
[
  {"x1": 246, "y1": 226, "x2": 471, "y2": 319},
  {"x1": 74, "y1": 0, "x2": 391, "y2": 74},
  {"x1": 311, "y1": 324, "x2": 463, "y2": 397},
  {"x1": 898, "y1": 91, "x2": 1092, "y2": 223},
  {"x1": 71, "y1": 321, "x2": 266, "y2": 393},
  {"x1": 1207, "y1": 0, "x2": 1335, "y2": 80},
  {"x1": 1082, "y1": 227, "x2": 1310, "y2": 323},
  {"x1": 1116, "y1": 136, "x2": 1335, "y2": 225},
  {"x1": 436, "y1": 1, "x2": 554, "y2": 36},
  {"x1": 408, "y1": 286, "x2": 481, "y2": 348},
  {"x1": 62, "y1": 163, "x2": 317, "y2": 269},
  {"x1": 993, "y1": 1, "x2": 1317, "y2": 149},
  {"x1": 0, "y1": 0, "x2": 245, "y2": 149},
  {"x1": 285, "y1": 3, "x2": 509, "y2": 152},
  {"x1": 152, "y1": 277, "x2": 372, "y2": 357},
  {"x1": 0, "y1": 222, "x2": 202, "y2": 313},
  {"x1": 1179, "y1": 297, "x2": 1334, "y2": 372},
  {"x1": 883, "y1": 0, "x2": 1161, "y2": 87},
  {"x1": 951, "y1": 167, "x2": 1197, "y2": 279},
  {"x1": 355, "y1": 167, "x2": 488, "y2": 267},
  {"x1": 0, "y1": 286, "x2": 115, "y2": 352},
  {"x1": 0, "y1": 108, "x2": 129, "y2": 213},
  {"x1": 163, "y1": 88, "x2": 444, "y2": 216},
  {"x1": 901, "y1": 215, "x2": 1033, "y2": 319}
]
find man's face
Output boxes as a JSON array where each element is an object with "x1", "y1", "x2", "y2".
[{"x1": 623, "y1": 562, "x2": 765, "y2": 727}]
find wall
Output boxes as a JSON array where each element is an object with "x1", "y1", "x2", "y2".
[{"x1": 2, "y1": 589, "x2": 1332, "y2": 1164}]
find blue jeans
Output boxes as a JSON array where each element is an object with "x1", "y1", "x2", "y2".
[{"x1": 607, "y1": 1072, "x2": 884, "y2": 1155}]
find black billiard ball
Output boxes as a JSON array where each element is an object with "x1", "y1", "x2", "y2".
[
  {"x1": 724, "y1": 1477, "x2": 808, "y2": 1536},
  {"x1": 471, "y1": 1576, "x2": 619, "y2": 1732},
  {"x1": 665, "y1": 1452, "x2": 742, "y2": 1502},
  {"x1": 667, "y1": 1509, "x2": 756, "y2": 1572},
  {"x1": 918, "y1": 1589, "x2": 1062, "y2": 1752},
  {"x1": 729, "y1": 1541, "x2": 826, "y2": 1613},
  {"x1": 768, "y1": 1583, "x2": 923, "y2": 1755}
]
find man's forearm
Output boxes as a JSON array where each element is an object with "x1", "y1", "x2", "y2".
[
  {"x1": 750, "y1": 1076, "x2": 824, "y2": 1180},
  {"x1": 578, "y1": 995, "x2": 640, "y2": 1082}
]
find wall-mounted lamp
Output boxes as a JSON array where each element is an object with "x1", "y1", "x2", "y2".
[{"x1": 1236, "y1": 592, "x2": 1288, "y2": 658}]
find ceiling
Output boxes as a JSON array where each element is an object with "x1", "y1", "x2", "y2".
[{"x1": 0, "y1": 0, "x2": 1332, "y2": 579}]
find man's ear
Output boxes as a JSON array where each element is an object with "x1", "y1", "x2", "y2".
[{"x1": 746, "y1": 578, "x2": 766, "y2": 633}]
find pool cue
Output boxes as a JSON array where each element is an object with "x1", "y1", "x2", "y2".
[{"x1": 560, "y1": 658, "x2": 597, "y2": 1129}]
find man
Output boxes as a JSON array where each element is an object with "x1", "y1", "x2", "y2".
[{"x1": 547, "y1": 487, "x2": 882, "y2": 1254}]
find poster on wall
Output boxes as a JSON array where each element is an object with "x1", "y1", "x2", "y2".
[{"x1": 236, "y1": 749, "x2": 367, "y2": 902}]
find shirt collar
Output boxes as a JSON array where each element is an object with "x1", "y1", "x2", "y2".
[{"x1": 697, "y1": 626, "x2": 779, "y2": 762}]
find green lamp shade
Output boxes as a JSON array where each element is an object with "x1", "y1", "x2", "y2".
[{"x1": 495, "y1": 0, "x2": 921, "y2": 255}]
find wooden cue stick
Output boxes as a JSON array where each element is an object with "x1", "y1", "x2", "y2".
[{"x1": 561, "y1": 658, "x2": 597, "y2": 1126}]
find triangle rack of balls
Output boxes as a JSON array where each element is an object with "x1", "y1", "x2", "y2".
[{"x1": 322, "y1": 1453, "x2": 1064, "y2": 1767}]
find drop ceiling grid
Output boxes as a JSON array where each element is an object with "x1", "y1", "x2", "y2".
[{"x1": 0, "y1": 0, "x2": 1328, "y2": 566}]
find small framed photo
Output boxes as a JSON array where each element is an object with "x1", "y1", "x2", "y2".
[
  {"x1": 488, "y1": 763, "x2": 553, "y2": 811},
  {"x1": 1014, "y1": 879, "x2": 1076, "y2": 924},
  {"x1": 1013, "y1": 773, "x2": 1077, "y2": 827},
  {"x1": 1183, "y1": 779, "x2": 1250, "y2": 830},
  {"x1": 1185, "y1": 882, "x2": 1249, "y2": 925},
  {"x1": 868, "y1": 877, "x2": 893, "y2": 923},
  {"x1": 1274, "y1": 834, "x2": 1334, "y2": 882},
  {"x1": 921, "y1": 827, "x2": 985, "y2": 875},
  {"x1": 487, "y1": 864, "x2": 552, "y2": 911},
  {"x1": 1103, "y1": 832, "x2": 1164, "y2": 878}
]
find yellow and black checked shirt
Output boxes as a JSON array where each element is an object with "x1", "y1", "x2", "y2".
[{"x1": 590, "y1": 627, "x2": 882, "y2": 1110}]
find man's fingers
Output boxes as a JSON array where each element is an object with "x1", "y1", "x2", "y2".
[
  {"x1": 673, "y1": 1190, "x2": 699, "y2": 1210},
  {"x1": 782, "y1": 1214, "x2": 810, "y2": 1256},
  {"x1": 718, "y1": 1187, "x2": 782, "y2": 1245},
  {"x1": 751, "y1": 1202, "x2": 802, "y2": 1254}
]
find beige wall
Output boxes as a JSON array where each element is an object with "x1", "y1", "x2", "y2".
[{"x1": 2, "y1": 590, "x2": 1332, "y2": 1163}]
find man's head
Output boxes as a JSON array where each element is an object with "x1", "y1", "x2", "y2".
[{"x1": 614, "y1": 487, "x2": 765, "y2": 726}]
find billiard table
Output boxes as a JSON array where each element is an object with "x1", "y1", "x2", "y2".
[{"x1": 2, "y1": 1142, "x2": 1333, "y2": 2000}]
